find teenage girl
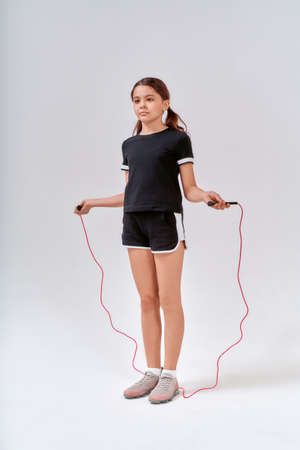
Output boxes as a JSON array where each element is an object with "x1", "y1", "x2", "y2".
[{"x1": 74, "y1": 77, "x2": 230, "y2": 404}]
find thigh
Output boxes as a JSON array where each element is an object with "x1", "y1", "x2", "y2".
[
  {"x1": 153, "y1": 241, "x2": 185, "y2": 307},
  {"x1": 122, "y1": 212, "x2": 150, "y2": 249},
  {"x1": 127, "y1": 248, "x2": 159, "y2": 300}
]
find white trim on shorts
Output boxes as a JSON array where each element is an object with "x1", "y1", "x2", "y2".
[
  {"x1": 122, "y1": 212, "x2": 186, "y2": 254},
  {"x1": 122, "y1": 244, "x2": 151, "y2": 249}
]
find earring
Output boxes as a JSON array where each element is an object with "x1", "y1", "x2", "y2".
[{"x1": 162, "y1": 109, "x2": 167, "y2": 122}]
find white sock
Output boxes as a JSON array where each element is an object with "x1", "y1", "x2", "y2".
[
  {"x1": 161, "y1": 369, "x2": 176, "y2": 379},
  {"x1": 147, "y1": 367, "x2": 162, "y2": 376}
]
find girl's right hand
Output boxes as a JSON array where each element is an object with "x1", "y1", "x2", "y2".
[{"x1": 74, "y1": 199, "x2": 93, "y2": 215}]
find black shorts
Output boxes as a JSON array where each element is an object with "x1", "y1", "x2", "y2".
[{"x1": 122, "y1": 210, "x2": 188, "y2": 253}]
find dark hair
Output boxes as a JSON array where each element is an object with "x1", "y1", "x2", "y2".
[{"x1": 130, "y1": 77, "x2": 189, "y2": 136}]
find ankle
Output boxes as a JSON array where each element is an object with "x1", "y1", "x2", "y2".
[
  {"x1": 161, "y1": 368, "x2": 177, "y2": 379},
  {"x1": 147, "y1": 367, "x2": 163, "y2": 376}
]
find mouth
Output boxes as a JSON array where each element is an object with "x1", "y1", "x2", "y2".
[{"x1": 140, "y1": 112, "x2": 148, "y2": 115}]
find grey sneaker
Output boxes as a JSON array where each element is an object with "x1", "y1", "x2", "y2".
[
  {"x1": 148, "y1": 375, "x2": 179, "y2": 404},
  {"x1": 123, "y1": 368, "x2": 163, "y2": 399}
]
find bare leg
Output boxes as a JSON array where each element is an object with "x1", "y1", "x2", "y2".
[
  {"x1": 153, "y1": 241, "x2": 185, "y2": 370},
  {"x1": 141, "y1": 300, "x2": 162, "y2": 368},
  {"x1": 127, "y1": 248, "x2": 162, "y2": 368}
]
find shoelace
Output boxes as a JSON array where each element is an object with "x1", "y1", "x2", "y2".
[
  {"x1": 155, "y1": 375, "x2": 174, "y2": 391},
  {"x1": 134, "y1": 372, "x2": 156, "y2": 387}
]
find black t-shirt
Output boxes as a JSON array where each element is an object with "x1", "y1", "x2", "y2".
[{"x1": 120, "y1": 126, "x2": 194, "y2": 213}]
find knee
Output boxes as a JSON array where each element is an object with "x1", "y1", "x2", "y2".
[
  {"x1": 140, "y1": 294, "x2": 160, "y2": 311},
  {"x1": 159, "y1": 294, "x2": 182, "y2": 311}
]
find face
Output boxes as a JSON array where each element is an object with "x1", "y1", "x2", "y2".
[{"x1": 132, "y1": 85, "x2": 170, "y2": 123}]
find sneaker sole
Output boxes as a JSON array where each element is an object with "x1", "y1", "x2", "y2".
[
  {"x1": 124, "y1": 387, "x2": 156, "y2": 399},
  {"x1": 123, "y1": 381, "x2": 160, "y2": 399},
  {"x1": 148, "y1": 389, "x2": 180, "y2": 404}
]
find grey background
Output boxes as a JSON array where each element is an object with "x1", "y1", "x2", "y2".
[{"x1": 1, "y1": 0, "x2": 299, "y2": 449}]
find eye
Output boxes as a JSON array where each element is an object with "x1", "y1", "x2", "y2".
[{"x1": 134, "y1": 98, "x2": 153, "y2": 103}]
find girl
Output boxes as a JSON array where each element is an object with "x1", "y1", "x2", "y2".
[{"x1": 74, "y1": 77, "x2": 230, "y2": 404}]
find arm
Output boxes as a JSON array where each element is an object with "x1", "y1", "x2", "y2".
[
  {"x1": 89, "y1": 171, "x2": 129, "y2": 208},
  {"x1": 90, "y1": 193, "x2": 124, "y2": 208},
  {"x1": 180, "y1": 164, "x2": 230, "y2": 209},
  {"x1": 179, "y1": 163, "x2": 205, "y2": 203}
]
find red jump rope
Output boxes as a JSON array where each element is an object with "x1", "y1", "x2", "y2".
[{"x1": 76, "y1": 200, "x2": 248, "y2": 399}]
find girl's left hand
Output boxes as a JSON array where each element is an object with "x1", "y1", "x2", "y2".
[{"x1": 202, "y1": 190, "x2": 231, "y2": 210}]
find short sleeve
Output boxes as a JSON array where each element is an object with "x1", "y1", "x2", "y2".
[
  {"x1": 121, "y1": 141, "x2": 129, "y2": 171},
  {"x1": 175, "y1": 133, "x2": 194, "y2": 166}
]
